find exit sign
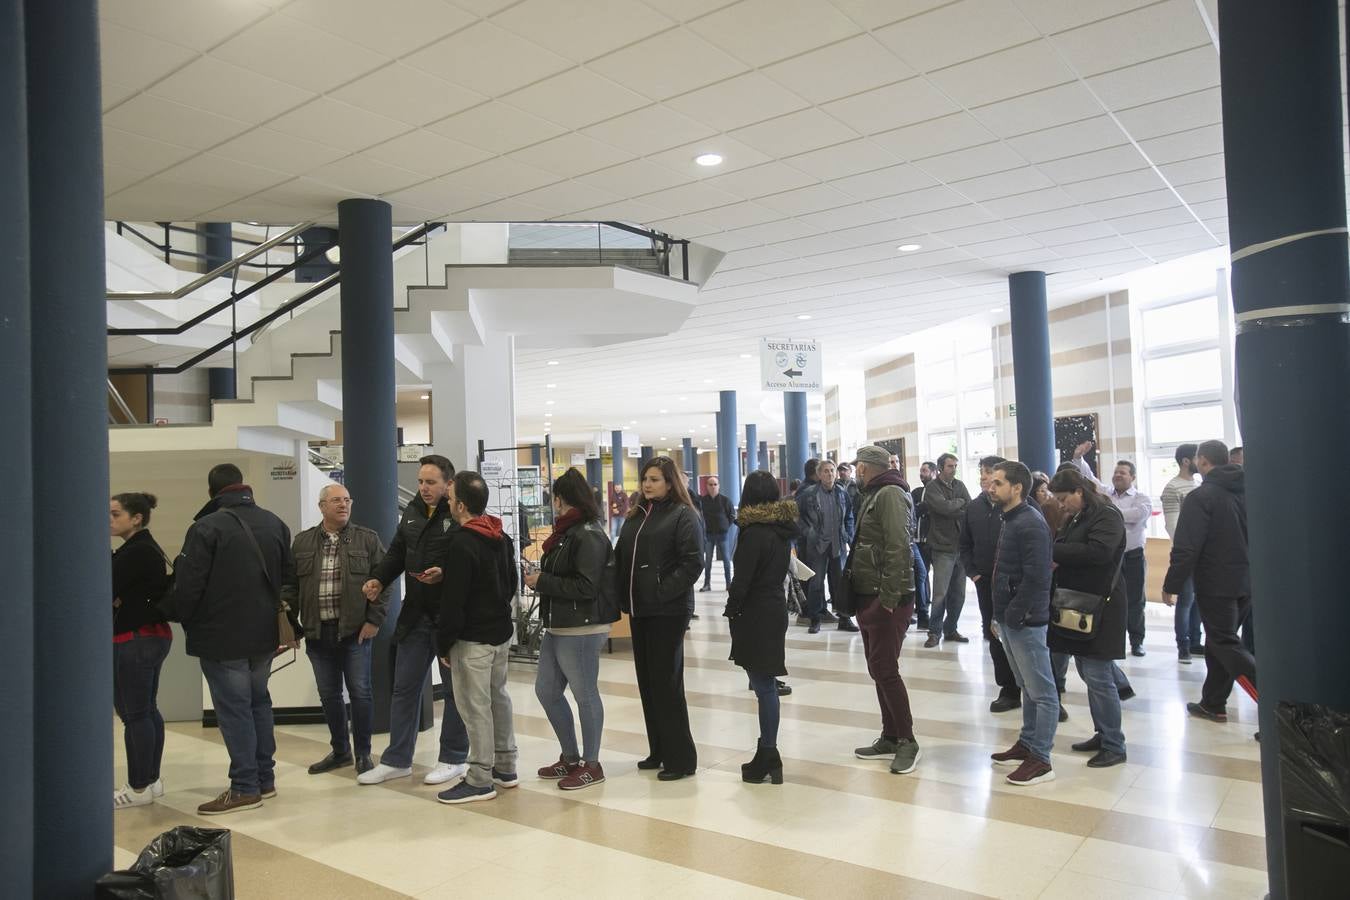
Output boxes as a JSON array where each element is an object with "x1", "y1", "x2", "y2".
[{"x1": 1008, "y1": 404, "x2": 1017, "y2": 417}]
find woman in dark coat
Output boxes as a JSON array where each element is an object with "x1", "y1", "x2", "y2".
[
  {"x1": 615, "y1": 456, "x2": 705, "y2": 781},
  {"x1": 1046, "y1": 468, "x2": 1130, "y2": 768},
  {"x1": 725, "y1": 471, "x2": 797, "y2": 785}
]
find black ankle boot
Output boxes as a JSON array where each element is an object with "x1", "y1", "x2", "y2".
[{"x1": 741, "y1": 744, "x2": 784, "y2": 784}]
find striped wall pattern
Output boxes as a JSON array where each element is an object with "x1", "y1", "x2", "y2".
[{"x1": 862, "y1": 353, "x2": 919, "y2": 476}]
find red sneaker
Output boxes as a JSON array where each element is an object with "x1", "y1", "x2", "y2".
[
  {"x1": 1006, "y1": 757, "x2": 1055, "y2": 786},
  {"x1": 558, "y1": 761, "x2": 605, "y2": 791},
  {"x1": 990, "y1": 741, "x2": 1032, "y2": 767},
  {"x1": 537, "y1": 757, "x2": 578, "y2": 780}
]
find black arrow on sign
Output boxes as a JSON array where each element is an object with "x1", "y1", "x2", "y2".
[{"x1": 783, "y1": 368, "x2": 803, "y2": 378}]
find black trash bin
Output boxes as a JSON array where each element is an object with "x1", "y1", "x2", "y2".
[
  {"x1": 1277, "y1": 702, "x2": 1350, "y2": 899},
  {"x1": 96, "y1": 826, "x2": 234, "y2": 900}
]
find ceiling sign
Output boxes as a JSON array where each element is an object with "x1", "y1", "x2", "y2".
[{"x1": 760, "y1": 337, "x2": 823, "y2": 392}]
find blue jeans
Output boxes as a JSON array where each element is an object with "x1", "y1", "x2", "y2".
[
  {"x1": 911, "y1": 543, "x2": 930, "y2": 619},
  {"x1": 746, "y1": 671, "x2": 780, "y2": 747},
  {"x1": 381, "y1": 617, "x2": 469, "y2": 769},
  {"x1": 535, "y1": 631, "x2": 607, "y2": 763},
  {"x1": 114, "y1": 633, "x2": 171, "y2": 790},
  {"x1": 306, "y1": 621, "x2": 374, "y2": 757},
  {"x1": 703, "y1": 532, "x2": 731, "y2": 587},
  {"x1": 201, "y1": 654, "x2": 276, "y2": 795},
  {"x1": 1075, "y1": 656, "x2": 1126, "y2": 754},
  {"x1": 1053, "y1": 652, "x2": 1132, "y2": 694},
  {"x1": 928, "y1": 550, "x2": 966, "y2": 636},
  {"x1": 998, "y1": 620, "x2": 1058, "y2": 763},
  {"x1": 1174, "y1": 577, "x2": 1203, "y2": 652},
  {"x1": 804, "y1": 550, "x2": 843, "y2": 620}
]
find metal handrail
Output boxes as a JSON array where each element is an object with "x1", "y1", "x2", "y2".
[
  {"x1": 108, "y1": 221, "x2": 315, "y2": 301},
  {"x1": 107, "y1": 378, "x2": 137, "y2": 424}
]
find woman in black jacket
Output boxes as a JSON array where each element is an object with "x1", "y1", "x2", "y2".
[
  {"x1": 524, "y1": 469, "x2": 618, "y2": 791},
  {"x1": 110, "y1": 492, "x2": 172, "y2": 810},
  {"x1": 1046, "y1": 469, "x2": 1129, "y2": 768},
  {"x1": 725, "y1": 472, "x2": 797, "y2": 785},
  {"x1": 615, "y1": 456, "x2": 704, "y2": 781}
]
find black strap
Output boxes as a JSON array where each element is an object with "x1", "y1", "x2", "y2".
[{"x1": 223, "y1": 508, "x2": 275, "y2": 591}]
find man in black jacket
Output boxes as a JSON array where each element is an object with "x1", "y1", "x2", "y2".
[
  {"x1": 696, "y1": 476, "x2": 735, "y2": 592},
  {"x1": 435, "y1": 471, "x2": 518, "y2": 804},
  {"x1": 171, "y1": 464, "x2": 297, "y2": 816},
  {"x1": 1162, "y1": 440, "x2": 1256, "y2": 724},
  {"x1": 960, "y1": 455, "x2": 1020, "y2": 713},
  {"x1": 358, "y1": 455, "x2": 470, "y2": 787},
  {"x1": 911, "y1": 461, "x2": 937, "y2": 629}
]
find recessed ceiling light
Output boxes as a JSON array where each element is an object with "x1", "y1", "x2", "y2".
[
  {"x1": 689, "y1": 428, "x2": 696, "y2": 433},
  {"x1": 630, "y1": 420, "x2": 637, "y2": 424},
  {"x1": 796, "y1": 314, "x2": 812, "y2": 320},
  {"x1": 546, "y1": 360, "x2": 559, "y2": 366},
  {"x1": 678, "y1": 396, "x2": 688, "y2": 401},
  {"x1": 419, "y1": 394, "x2": 429, "y2": 400},
  {"x1": 897, "y1": 243, "x2": 921, "y2": 253},
  {"x1": 546, "y1": 383, "x2": 557, "y2": 388},
  {"x1": 694, "y1": 153, "x2": 723, "y2": 167},
  {"x1": 989, "y1": 307, "x2": 1001, "y2": 313},
  {"x1": 659, "y1": 408, "x2": 668, "y2": 414},
  {"x1": 544, "y1": 412, "x2": 552, "y2": 417},
  {"x1": 702, "y1": 378, "x2": 713, "y2": 383},
  {"x1": 660, "y1": 436, "x2": 667, "y2": 440},
  {"x1": 546, "y1": 400, "x2": 555, "y2": 405},
  {"x1": 739, "y1": 353, "x2": 752, "y2": 358}
]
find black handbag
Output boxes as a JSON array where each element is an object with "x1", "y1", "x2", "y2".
[{"x1": 1050, "y1": 587, "x2": 1107, "y2": 638}]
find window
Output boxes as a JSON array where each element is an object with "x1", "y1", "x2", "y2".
[
  {"x1": 1141, "y1": 295, "x2": 1219, "y2": 349},
  {"x1": 1144, "y1": 349, "x2": 1222, "y2": 400},
  {"x1": 961, "y1": 387, "x2": 996, "y2": 422},
  {"x1": 960, "y1": 349, "x2": 994, "y2": 388},
  {"x1": 928, "y1": 431, "x2": 957, "y2": 462},
  {"x1": 1147, "y1": 404, "x2": 1225, "y2": 445},
  {"x1": 927, "y1": 357, "x2": 956, "y2": 389},
  {"x1": 965, "y1": 426, "x2": 998, "y2": 469},
  {"x1": 926, "y1": 394, "x2": 957, "y2": 428}
]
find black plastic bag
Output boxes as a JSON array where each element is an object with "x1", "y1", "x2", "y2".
[
  {"x1": 1278, "y1": 702, "x2": 1350, "y2": 824},
  {"x1": 96, "y1": 827, "x2": 234, "y2": 900}
]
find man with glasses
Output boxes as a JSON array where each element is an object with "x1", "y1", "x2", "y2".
[
  {"x1": 281, "y1": 483, "x2": 389, "y2": 777},
  {"x1": 696, "y1": 475, "x2": 735, "y2": 593}
]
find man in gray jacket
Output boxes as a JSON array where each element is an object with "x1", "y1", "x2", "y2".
[
  {"x1": 922, "y1": 453, "x2": 972, "y2": 648},
  {"x1": 281, "y1": 482, "x2": 389, "y2": 776}
]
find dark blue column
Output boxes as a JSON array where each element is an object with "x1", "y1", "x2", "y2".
[
  {"x1": 337, "y1": 199, "x2": 402, "y2": 732},
  {"x1": 1219, "y1": 3, "x2": 1350, "y2": 894},
  {"x1": 0, "y1": 1, "x2": 32, "y2": 892},
  {"x1": 611, "y1": 430, "x2": 624, "y2": 493},
  {"x1": 530, "y1": 443, "x2": 542, "y2": 467},
  {"x1": 585, "y1": 457, "x2": 602, "y2": 491},
  {"x1": 1008, "y1": 271, "x2": 1055, "y2": 475},
  {"x1": 777, "y1": 444, "x2": 787, "y2": 478},
  {"x1": 198, "y1": 222, "x2": 232, "y2": 272},
  {"x1": 784, "y1": 391, "x2": 809, "y2": 485},
  {"x1": 682, "y1": 437, "x2": 695, "y2": 486},
  {"x1": 208, "y1": 366, "x2": 236, "y2": 401},
  {"x1": 759, "y1": 441, "x2": 769, "y2": 472},
  {"x1": 641, "y1": 444, "x2": 653, "y2": 464},
  {"x1": 744, "y1": 423, "x2": 758, "y2": 473},
  {"x1": 27, "y1": 0, "x2": 110, "y2": 892},
  {"x1": 717, "y1": 391, "x2": 740, "y2": 506},
  {"x1": 810, "y1": 440, "x2": 818, "y2": 459}
]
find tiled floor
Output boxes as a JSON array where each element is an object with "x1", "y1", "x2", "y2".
[{"x1": 114, "y1": 588, "x2": 1269, "y2": 899}]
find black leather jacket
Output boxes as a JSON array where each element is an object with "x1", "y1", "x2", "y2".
[
  {"x1": 615, "y1": 498, "x2": 704, "y2": 618},
  {"x1": 537, "y1": 520, "x2": 620, "y2": 629}
]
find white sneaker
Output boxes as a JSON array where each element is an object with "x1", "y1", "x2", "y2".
[
  {"x1": 424, "y1": 762, "x2": 469, "y2": 785},
  {"x1": 113, "y1": 784, "x2": 154, "y2": 810},
  {"x1": 149, "y1": 779, "x2": 165, "y2": 798},
  {"x1": 357, "y1": 763, "x2": 412, "y2": 785}
]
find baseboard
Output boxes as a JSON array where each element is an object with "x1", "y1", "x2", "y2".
[{"x1": 202, "y1": 706, "x2": 327, "y2": 728}]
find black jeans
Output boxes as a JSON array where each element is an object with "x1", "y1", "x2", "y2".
[
  {"x1": 630, "y1": 614, "x2": 697, "y2": 772},
  {"x1": 1196, "y1": 594, "x2": 1258, "y2": 711},
  {"x1": 974, "y1": 576, "x2": 1017, "y2": 695},
  {"x1": 805, "y1": 550, "x2": 844, "y2": 620},
  {"x1": 114, "y1": 633, "x2": 172, "y2": 790},
  {"x1": 306, "y1": 621, "x2": 374, "y2": 757},
  {"x1": 1122, "y1": 548, "x2": 1146, "y2": 648}
]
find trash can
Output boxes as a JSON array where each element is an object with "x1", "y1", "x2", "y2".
[
  {"x1": 96, "y1": 826, "x2": 234, "y2": 900},
  {"x1": 1277, "y1": 702, "x2": 1350, "y2": 899}
]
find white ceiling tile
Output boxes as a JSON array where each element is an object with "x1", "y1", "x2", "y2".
[
  {"x1": 634, "y1": 0, "x2": 739, "y2": 21},
  {"x1": 212, "y1": 127, "x2": 351, "y2": 174},
  {"x1": 99, "y1": 22, "x2": 199, "y2": 94},
  {"x1": 762, "y1": 34, "x2": 913, "y2": 104},
  {"x1": 797, "y1": 202, "x2": 891, "y2": 231},
  {"x1": 403, "y1": 21, "x2": 572, "y2": 97},
  {"x1": 1157, "y1": 153, "x2": 1224, "y2": 186},
  {"x1": 756, "y1": 184, "x2": 857, "y2": 216},
  {"x1": 511, "y1": 180, "x2": 624, "y2": 217},
  {"x1": 1175, "y1": 177, "x2": 1226, "y2": 204},
  {"x1": 448, "y1": 0, "x2": 518, "y2": 14},
  {"x1": 916, "y1": 142, "x2": 1026, "y2": 182},
  {"x1": 729, "y1": 108, "x2": 860, "y2": 158},
  {"x1": 970, "y1": 81, "x2": 1104, "y2": 139},
  {"x1": 981, "y1": 186, "x2": 1076, "y2": 218},
  {"x1": 827, "y1": 0, "x2": 950, "y2": 29},
  {"x1": 307, "y1": 155, "x2": 426, "y2": 196},
  {"x1": 156, "y1": 153, "x2": 292, "y2": 195},
  {"x1": 638, "y1": 181, "x2": 747, "y2": 216},
  {"x1": 1052, "y1": 235, "x2": 1132, "y2": 256},
  {"x1": 950, "y1": 166, "x2": 1055, "y2": 202},
  {"x1": 103, "y1": 165, "x2": 144, "y2": 195},
  {"x1": 702, "y1": 162, "x2": 819, "y2": 199},
  {"x1": 268, "y1": 98, "x2": 410, "y2": 153},
  {"x1": 102, "y1": 127, "x2": 199, "y2": 175},
  {"x1": 720, "y1": 245, "x2": 795, "y2": 269},
  {"x1": 871, "y1": 113, "x2": 997, "y2": 162},
  {"x1": 1051, "y1": 0, "x2": 1211, "y2": 78},
  {"x1": 503, "y1": 68, "x2": 649, "y2": 130},
  {"x1": 107, "y1": 179, "x2": 242, "y2": 220},
  {"x1": 384, "y1": 177, "x2": 496, "y2": 216},
  {"x1": 1026, "y1": 220, "x2": 1119, "y2": 244},
  {"x1": 573, "y1": 158, "x2": 690, "y2": 200},
  {"x1": 441, "y1": 156, "x2": 559, "y2": 198},
  {"x1": 427, "y1": 102, "x2": 567, "y2": 154},
  {"x1": 823, "y1": 78, "x2": 960, "y2": 135},
  {"x1": 491, "y1": 0, "x2": 674, "y2": 62},
  {"x1": 1085, "y1": 46, "x2": 1220, "y2": 111},
  {"x1": 146, "y1": 55, "x2": 313, "y2": 123},
  {"x1": 588, "y1": 28, "x2": 748, "y2": 100},
  {"x1": 507, "y1": 133, "x2": 637, "y2": 179},
  {"x1": 690, "y1": 0, "x2": 862, "y2": 67},
  {"x1": 331, "y1": 64, "x2": 485, "y2": 127},
  {"x1": 102, "y1": 81, "x2": 141, "y2": 112},
  {"x1": 101, "y1": 0, "x2": 272, "y2": 52},
  {"x1": 926, "y1": 39, "x2": 1076, "y2": 108},
  {"x1": 1036, "y1": 144, "x2": 1148, "y2": 184},
  {"x1": 646, "y1": 136, "x2": 772, "y2": 179},
  {"x1": 1014, "y1": 0, "x2": 1158, "y2": 34},
  {"x1": 1106, "y1": 206, "x2": 1195, "y2": 235},
  {"x1": 962, "y1": 235, "x2": 1045, "y2": 258},
  {"x1": 1059, "y1": 168, "x2": 1168, "y2": 202},
  {"x1": 363, "y1": 130, "x2": 492, "y2": 177},
  {"x1": 666, "y1": 72, "x2": 809, "y2": 132},
  {"x1": 1006, "y1": 116, "x2": 1127, "y2": 164},
  {"x1": 904, "y1": 204, "x2": 996, "y2": 234},
  {"x1": 1114, "y1": 87, "x2": 1222, "y2": 142},
  {"x1": 686, "y1": 201, "x2": 781, "y2": 232},
  {"x1": 786, "y1": 140, "x2": 902, "y2": 180},
  {"x1": 1117, "y1": 220, "x2": 1212, "y2": 246},
  {"x1": 1005, "y1": 205, "x2": 1098, "y2": 233},
  {"x1": 455, "y1": 197, "x2": 556, "y2": 220},
  {"x1": 870, "y1": 184, "x2": 966, "y2": 217},
  {"x1": 282, "y1": 0, "x2": 475, "y2": 56},
  {"x1": 580, "y1": 104, "x2": 716, "y2": 156},
  {"x1": 1080, "y1": 190, "x2": 1181, "y2": 220},
  {"x1": 211, "y1": 15, "x2": 389, "y2": 93},
  {"x1": 873, "y1": 0, "x2": 1039, "y2": 71},
  {"x1": 1138, "y1": 123, "x2": 1225, "y2": 166},
  {"x1": 829, "y1": 163, "x2": 937, "y2": 201},
  {"x1": 570, "y1": 198, "x2": 676, "y2": 225},
  {"x1": 103, "y1": 94, "x2": 252, "y2": 150}
]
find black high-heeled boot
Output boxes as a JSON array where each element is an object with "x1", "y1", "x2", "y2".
[{"x1": 740, "y1": 744, "x2": 783, "y2": 784}]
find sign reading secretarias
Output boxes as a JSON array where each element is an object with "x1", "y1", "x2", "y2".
[{"x1": 760, "y1": 337, "x2": 823, "y2": 392}]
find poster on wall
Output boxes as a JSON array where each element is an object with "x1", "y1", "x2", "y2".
[
  {"x1": 1054, "y1": 414, "x2": 1100, "y2": 472},
  {"x1": 873, "y1": 438, "x2": 907, "y2": 475}
]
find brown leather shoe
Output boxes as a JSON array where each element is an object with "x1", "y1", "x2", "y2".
[
  {"x1": 558, "y1": 761, "x2": 605, "y2": 791},
  {"x1": 197, "y1": 789, "x2": 262, "y2": 816}
]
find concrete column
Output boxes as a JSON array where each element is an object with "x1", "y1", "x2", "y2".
[
  {"x1": 784, "y1": 391, "x2": 809, "y2": 486},
  {"x1": 759, "y1": 441, "x2": 769, "y2": 472},
  {"x1": 198, "y1": 222, "x2": 232, "y2": 273},
  {"x1": 611, "y1": 430, "x2": 623, "y2": 494},
  {"x1": 641, "y1": 444, "x2": 653, "y2": 464},
  {"x1": 26, "y1": 1, "x2": 111, "y2": 892},
  {"x1": 717, "y1": 391, "x2": 740, "y2": 507},
  {"x1": 744, "y1": 423, "x2": 758, "y2": 474},
  {"x1": 208, "y1": 366, "x2": 236, "y2": 401},
  {"x1": 1219, "y1": 2, "x2": 1350, "y2": 894},
  {"x1": 530, "y1": 443, "x2": 542, "y2": 467},
  {"x1": 585, "y1": 457, "x2": 602, "y2": 491},
  {"x1": 682, "y1": 437, "x2": 695, "y2": 486},
  {"x1": 777, "y1": 444, "x2": 787, "y2": 478},
  {"x1": 428, "y1": 333, "x2": 517, "y2": 471},
  {"x1": 1008, "y1": 271, "x2": 1056, "y2": 475}
]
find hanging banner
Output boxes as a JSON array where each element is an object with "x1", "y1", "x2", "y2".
[{"x1": 760, "y1": 337, "x2": 823, "y2": 392}]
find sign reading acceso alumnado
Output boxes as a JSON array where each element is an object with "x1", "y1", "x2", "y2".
[{"x1": 760, "y1": 337, "x2": 823, "y2": 392}]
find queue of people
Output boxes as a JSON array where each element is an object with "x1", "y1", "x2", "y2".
[{"x1": 108, "y1": 438, "x2": 1254, "y2": 812}]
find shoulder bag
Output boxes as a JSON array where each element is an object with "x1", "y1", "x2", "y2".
[
  {"x1": 1049, "y1": 587, "x2": 1107, "y2": 639},
  {"x1": 223, "y1": 509, "x2": 298, "y2": 650}
]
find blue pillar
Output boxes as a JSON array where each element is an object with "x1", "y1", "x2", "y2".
[
  {"x1": 641, "y1": 444, "x2": 653, "y2": 464},
  {"x1": 1220, "y1": 3, "x2": 1350, "y2": 894},
  {"x1": 208, "y1": 366, "x2": 236, "y2": 401},
  {"x1": 27, "y1": 1, "x2": 111, "y2": 892},
  {"x1": 1008, "y1": 271, "x2": 1056, "y2": 475},
  {"x1": 717, "y1": 391, "x2": 740, "y2": 506},
  {"x1": 611, "y1": 429, "x2": 624, "y2": 492},
  {"x1": 199, "y1": 222, "x2": 232, "y2": 272},
  {"x1": 744, "y1": 423, "x2": 758, "y2": 473},
  {"x1": 683, "y1": 436, "x2": 695, "y2": 486},
  {"x1": 810, "y1": 440, "x2": 818, "y2": 459},
  {"x1": 0, "y1": 1, "x2": 32, "y2": 890},
  {"x1": 784, "y1": 391, "x2": 809, "y2": 485},
  {"x1": 338, "y1": 199, "x2": 402, "y2": 733},
  {"x1": 585, "y1": 457, "x2": 602, "y2": 491},
  {"x1": 759, "y1": 441, "x2": 769, "y2": 472},
  {"x1": 530, "y1": 443, "x2": 542, "y2": 467},
  {"x1": 777, "y1": 444, "x2": 787, "y2": 478}
]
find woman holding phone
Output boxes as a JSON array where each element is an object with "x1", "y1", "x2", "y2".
[
  {"x1": 615, "y1": 456, "x2": 704, "y2": 781},
  {"x1": 110, "y1": 491, "x2": 173, "y2": 809}
]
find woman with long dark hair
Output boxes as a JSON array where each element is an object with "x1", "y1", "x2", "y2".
[
  {"x1": 110, "y1": 491, "x2": 173, "y2": 809},
  {"x1": 524, "y1": 468, "x2": 618, "y2": 790},
  {"x1": 726, "y1": 471, "x2": 797, "y2": 784},
  {"x1": 615, "y1": 456, "x2": 704, "y2": 781}
]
